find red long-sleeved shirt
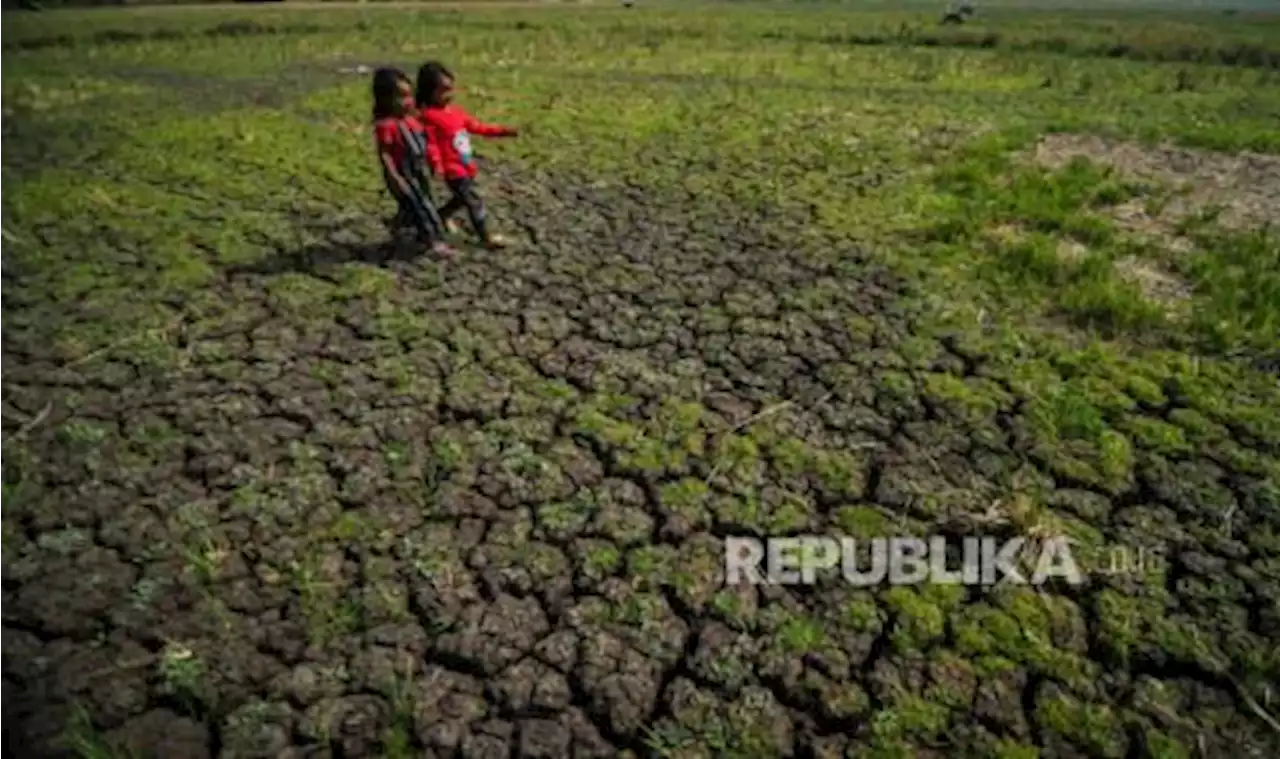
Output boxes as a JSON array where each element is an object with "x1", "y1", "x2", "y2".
[
  {"x1": 418, "y1": 104, "x2": 514, "y2": 180},
  {"x1": 373, "y1": 114, "x2": 429, "y2": 172}
]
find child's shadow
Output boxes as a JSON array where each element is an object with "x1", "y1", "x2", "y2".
[{"x1": 225, "y1": 236, "x2": 426, "y2": 279}]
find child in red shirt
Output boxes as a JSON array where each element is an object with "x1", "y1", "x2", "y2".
[
  {"x1": 371, "y1": 68, "x2": 455, "y2": 258},
  {"x1": 378, "y1": 71, "x2": 421, "y2": 235},
  {"x1": 414, "y1": 62, "x2": 519, "y2": 250}
]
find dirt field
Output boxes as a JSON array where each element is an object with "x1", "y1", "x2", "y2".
[{"x1": 3, "y1": 3, "x2": 1280, "y2": 758}]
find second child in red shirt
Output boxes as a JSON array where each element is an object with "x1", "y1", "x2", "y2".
[{"x1": 415, "y1": 61, "x2": 519, "y2": 250}]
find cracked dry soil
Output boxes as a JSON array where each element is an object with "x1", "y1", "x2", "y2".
[{"x1": 3, "y1": 168, "x2": 1280, "y2": 759}]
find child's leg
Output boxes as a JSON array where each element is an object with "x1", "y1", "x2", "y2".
[
  {"x1": 437, "y1": 186, "x2": 467, "y2": 224},
  {"x1": 403, "y1": 178, "x2": 457, "y2": 257},
  {"x1": 408, "y1": 165, "x2": 439, "y2": 211},
  {"x1": 383, "y1": 169, "x2": 411, "y2": 228},
  {"x1": 442, "y1": 178, "x2": 491, "y2": 243},
  {"x1": 392, "y1": 195, "x2": 413, "y2": 229},
  {"x1": 402, "y1": 175, "x2": 447, "y2": 242}
]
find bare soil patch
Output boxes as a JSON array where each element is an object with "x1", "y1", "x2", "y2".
[
  {"x1": 1114, "y1": 254, "x2": 1192, "y2": 313},
  {"x1": 1033, "y1": 132, "x2": 1280, "y2": 233},
  {"x1": 1028, "y1": 133, "x2": 1280, "y2": 316}
]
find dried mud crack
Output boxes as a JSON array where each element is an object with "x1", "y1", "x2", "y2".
[{"x1": 4, "y1": 167, "x2": 1280, "y2": 759}]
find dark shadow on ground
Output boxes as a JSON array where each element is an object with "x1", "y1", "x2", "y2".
[{"x1": 223, "y1": 235, "x2": 431, "y2": 279}]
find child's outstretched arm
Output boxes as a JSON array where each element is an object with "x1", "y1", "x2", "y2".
[{"x1": 464, "y1": 112, "x2": 518, "y2": 138}]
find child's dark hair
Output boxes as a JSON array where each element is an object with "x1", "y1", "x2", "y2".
[
  {"x1": 371, "y1": 67, "x2": 408, "y2": 121},
  {"x1": 415, "y1": 61, "x2": 454, "y2": 108}
]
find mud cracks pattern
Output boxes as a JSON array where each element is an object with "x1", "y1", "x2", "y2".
[{"x1": 4, "y1": 169, "x2": 1279, "y2": 759}]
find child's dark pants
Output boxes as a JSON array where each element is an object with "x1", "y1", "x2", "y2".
[
  {"x1": 438, "y1": 177, "x2": 489, "y2": 242},
  {"x1": 384, "y1": 169, "x2": 413, "y2": 226},
  {"x1": 385, "y1": 167, "x2": 445, "y2": 241}
]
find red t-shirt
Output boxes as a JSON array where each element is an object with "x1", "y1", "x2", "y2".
[
  {"x1": 418, "y1": 104, "x2": 513, "y2": 180},
  {"x1": 373, "y1": 115, "x2": 428, "y2": 171}
]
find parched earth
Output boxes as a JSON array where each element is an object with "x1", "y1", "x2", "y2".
[{"x1": 4, "y1": 165, "x2": 1280, "y2": 758}]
